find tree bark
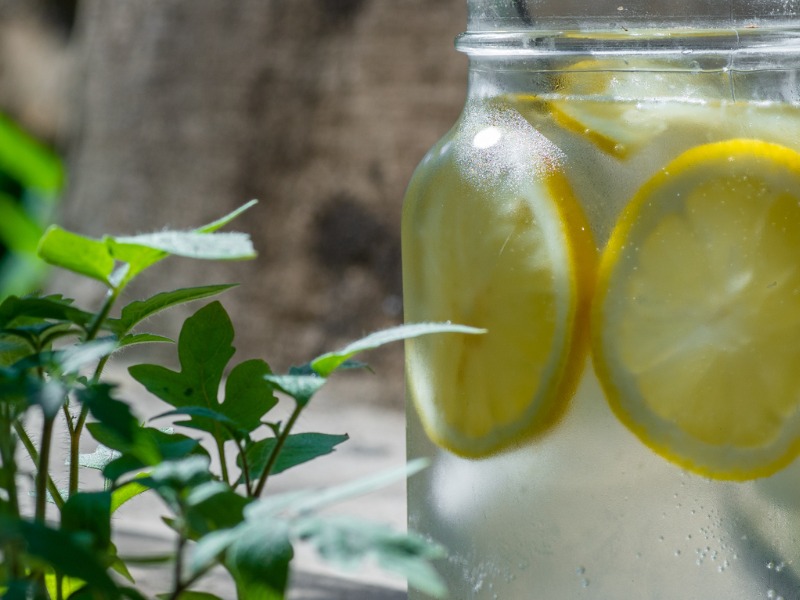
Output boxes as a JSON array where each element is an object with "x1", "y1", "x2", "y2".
[{"x1": 62, "y1": 0, "x2": 467, "y2": 391}]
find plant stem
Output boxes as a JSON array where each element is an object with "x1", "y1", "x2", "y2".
[
  {"x1": 86, "y1": 287, "x2": 120, "y2": 342},
  {"x1": 215, "y1": 435, "x2": 229, "y2": 485},
  {"x1": 68, "y1": 404, "x2": 91, "y2": 497},
  {"x1": 171, "y1": 531, "x2": 186, "y2": 599},
  {"x1": 236, "y1": 439, "x2": 252, "y2": 496},
  {"x1": 35, "y1": 416, "x2": 55, "y2": 522},
  {"x1": 254, "y1": 401, "x2": 303, "y2": 497},
  {"x1": 15, "y1": 421, "x2": 64, "y2": 510}
]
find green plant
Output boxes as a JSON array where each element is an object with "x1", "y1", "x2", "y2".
[{"x1": 0, "y1": 200, "x2": 482, "y2": 599}]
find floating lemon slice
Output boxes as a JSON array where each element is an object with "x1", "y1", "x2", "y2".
[
  {"x1": 549, "y1": 59, "x2": 727, "y2": 158},
  {"x1": 593, "y1": 139, "x2": 800, "y2": 480},
  {"x1": 403, "y1": 142, "x2": 595, "y2": 457}
]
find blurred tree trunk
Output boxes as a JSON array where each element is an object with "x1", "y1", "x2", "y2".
[{"x1": 62, "y1": 0, "x2": 466, "y2": 393}]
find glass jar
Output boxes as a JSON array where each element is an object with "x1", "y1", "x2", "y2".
[{"x1": 402, "y1": 1, "x2": 800, "y2": 598}]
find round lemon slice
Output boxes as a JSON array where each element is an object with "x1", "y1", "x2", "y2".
[
  {"x1": 403, "y1": 141, "x2": 595, "y2": 457},
  {"x1": 593, "y1": 139, "x2": 800, "y2": 480}
]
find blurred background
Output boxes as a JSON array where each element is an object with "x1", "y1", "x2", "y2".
[{"x1": 0, "y1": 0, "x2": 468, "y2": 405}]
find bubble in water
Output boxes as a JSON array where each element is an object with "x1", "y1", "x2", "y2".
[
  {"x1": 581, "y1": 578, "x2": 590, "y2": 588},
  {"x1": 767, "y1": 590, "x2": 776, "y2": 599},
  {"x1": 768, "y1": 561, "x2": 776, "y2": 570},
  {"x1": 576, "y1": 566, "x2": 586, "y2": 575}
]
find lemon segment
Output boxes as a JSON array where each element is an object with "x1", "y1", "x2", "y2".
[
  {"x1": 593, "y1": 139, "x2": 800, "y2": 480},
  {"x1": 403, "y1": 142, "x2": 595, "y2": 457}
]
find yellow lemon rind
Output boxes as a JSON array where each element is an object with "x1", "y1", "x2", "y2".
[
  {"x1": 411, "y1": 170, "x2": 596, "y2": 459},
  {"x1": 592, "y1": 138, "x2": 800, "y2": 481}
]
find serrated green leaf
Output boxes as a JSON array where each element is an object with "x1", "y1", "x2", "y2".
[
  {"x1": 242, "y1": 433, "x2": 348, "y2": 482},
  {"x1": 310, "y1": 322, "x2": 486, "y2": 377},
  {"x1": 264, "y1": 374, "x2": 326, "y2": 407},
  {"x1": 129, "y1": 302, "x2": 234, "y2": 424},
  {"x1": 114, "y1": 284, "x2": 238, "y2": 334},
  {"x1": 37, "y1": 226, "x2": 115, "y2": 285}
]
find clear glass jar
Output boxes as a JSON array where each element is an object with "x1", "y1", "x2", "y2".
[{"x1": 403, "y1": 1, "x2": 800, "y2": 598}]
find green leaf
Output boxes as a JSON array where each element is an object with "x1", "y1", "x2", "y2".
[
  {"x1": 86, "y1": 424, "x2": 205, "y2": 481},
  {"x1": 57, "y1": 338, "x2": 117, "y2": 374},
  {"x1": 114, "y1": 284, "x2": 238, "y2": 334},
  {"x1": 221, "y1": 359, "x2": 277, "y2": 433},
  {"x1": 37, "y1": 226, "x2": 115, "y2": 285},
  {"x1": 0, "y1": 294, "x2": 94, "y2": 330},
  {"x1": 0, "y1": 112, "x2": 64, "y2": 193},
  {"x1": 0, "y1": 516, "x2": 120, "y2": 596},
  {"x1": 118, "y1": 332, "x2": 173, "y2": 348},
  {"x1": 129, "y1": 303, "x2": 235, "y2": 437},
  {"x1": 78, "y1": 444, "x2": 121, "y2": 471},
  {"x1": 264, "y1": 374, "x2": 326, "y2": 407},
  {"x1": 249, "y1": 459, "x2": 430, "y2": 520},
  {"x1": 111, "y1": 231, "x2": 255, "y2": 261},
  {"x1": 184, "y1": 480, "x2": 249, "y2": 534},
  {"x1": 242, "y1": 433, "x2": 349, "y2": 481},
  {"x1": 152, "y1": 406, "x2": 241, "y2": 439},
  {"x1": 197, "y1": 200, "x2": 258, "y2": 234},
  {"x1": 225, "y1": 517, "x2": 293, "y2": 600},
  {"x1": 311, "y1": 322, "x2": 486, "y2": 377},
  {"x1": 78, "y1": 382, "x2": 141, "y2": 448},
  {"x1": 28, "y1": 377, "x2": 67, "y2": 419},
  {"x1": 61, "y1": 491, "x2": 112, "y2": 555},
  {"x1": 294, "y1": 516, "x2": 447, "y2": 598},
  {"x1": 110, "y1": 479, "x2": 149, "y2": 513}
]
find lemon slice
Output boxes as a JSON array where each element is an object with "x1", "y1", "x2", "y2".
[
  {"x1": 403, "y1": 145, "x2": 595, "y2": 457},
  {"x1": 549, "y1": 59, "x2": 727, "y2": 158},
  {"x1": 593, "y1": 139, "x2": 800, "y2": 480}
]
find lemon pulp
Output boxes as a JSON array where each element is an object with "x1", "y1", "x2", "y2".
[
  {"x1": 593, "y1": 139, "x2": 800, "y2": 480},
  {"x1": 402, "y1": 129, "x2": 595, "y2": 457}
]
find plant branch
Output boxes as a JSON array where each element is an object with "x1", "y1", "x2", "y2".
[
  {"x1": 254, "y1": 401, "x2": 303, "y2": 497},
  {"x1": 35, "y1": 416, "x2": 55, "y2": 522},
  {"x1": 15, "y1": 421, "x2": 64, "y2": 510},
  {"x1": 236, "y1": 438, "x2": 252, "y2": 496}
]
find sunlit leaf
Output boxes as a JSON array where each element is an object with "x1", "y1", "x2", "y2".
[
  {"x1": 310, "y1": 322, "x2": 486, "y2": 376},
  {"x1": 37, "y1": 226, "x2": 115, "y2": 285}
]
